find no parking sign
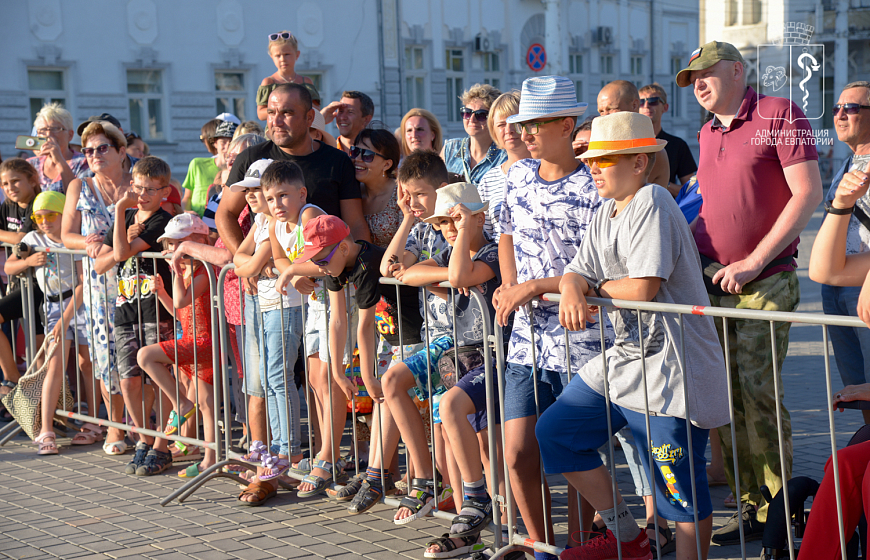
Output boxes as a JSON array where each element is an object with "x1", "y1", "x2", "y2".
[{"x1": 526, "y1": 43, "x2": 546, "y2": 72}]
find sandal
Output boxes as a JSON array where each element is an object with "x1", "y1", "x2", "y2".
[
  {"x1": 170, "y1": 442, "x2": 202, "y2": 462},
  {"x1": 647, "y1": 523, "x2": 677, "y2": 558},
  {"x1": 237, "y1": 480, "x2": 277, "y2": 507},
  {"x1": 164, "y1": 404, "x2": 198, "y2": 436},
  {"x1": 723, "y1": 492, "x2": 738, "y2": 509},
  {"x1": 424, "y1": 534, "x2": 485, "y2": 559},
  {"x1": 239, "y1": 440, "x2": 268, "y2": 464},
  {"x1": 348, "y1": 478, "x2": 396, "y2": 514},
  {"x1": 331, "y1": 472, "x2": 366, "y2": 502},
  {"x1": 34, "y1": 432, "x2": 58, "y2": 455},
  {"x1": 297, "y1": 459, "x2": 338, "y2": 498},
  {"x1": 103, "y1": 439, "x2": 128, "y2": 456},
  {"x1": 71, "y1": 426, "x2": 103, "y2": 445},
  {"x1": 178, "y1": 463, "x2": 204, "y2": 479},
  {"x1": 449, "y1": 497, "x2": 493, "y2": 538},
  {"x1": 258, "y1": 455, "x2": 290, "y2": 481},
  {"x1": 290, "y1": 456, "x2": 313, "y2": 476},
  {"x1": 394, "y1": 478, "x2": 436, "y2": 525}
]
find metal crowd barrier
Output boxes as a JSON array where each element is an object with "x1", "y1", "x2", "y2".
[{"x1": 3, "y1": 241, "x2": 866, "y2": 560}]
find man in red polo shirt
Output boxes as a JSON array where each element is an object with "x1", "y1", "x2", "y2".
[{"x1": 676, "y1": 41, "x2": 823, "y2": 544}]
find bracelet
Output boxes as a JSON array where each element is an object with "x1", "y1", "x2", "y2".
[
  {"x1": 0, "y1": 380, "x2": 16, "y2": 388},
  {"x1": 824, "y1": 201, "x2": 854, "y2": 215},
  {"x1": 593, "y1": 278, "x2": 608, "y2": 298}
]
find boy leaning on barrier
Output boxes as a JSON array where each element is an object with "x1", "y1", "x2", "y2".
[
  {"x1": 95, "y1": 156, "x2": 175, "y2": 477},
  {"x1": 538, "y1": 112, "x2": 730, "y2": 560}
]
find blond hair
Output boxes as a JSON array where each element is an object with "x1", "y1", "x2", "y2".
[
  {"x1": 487, "y1": 90, "x2": 521, "y2": 149},
  {"x1": 460, "y1": 83, "x2": 501, "y2": 110},
  {"x1": 399, "y1": 108, "x2": 443, "y2": 156},
  {"x1": 34, "y1": 101, "x2": 74, "y2": 132},
  {"x1": 268, "y1": 30, "x2": 299, "y2": 54}
]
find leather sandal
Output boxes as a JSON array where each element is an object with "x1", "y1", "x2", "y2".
[{"x1": 237, "y1": 480, "x2": 277, "y2": 507}]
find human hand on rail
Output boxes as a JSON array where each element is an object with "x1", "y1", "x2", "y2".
[
  {"x1": 85, "y1": 241, "x2": 103, "y2": 259},
  {"x1": 334, "y1": 373, "x2": 358, "y2": 402},
  {"x1": 127, "y1": 223, "x2": 145, "y2": 242},
  {"x1": 832, "y1": 170, "x2": 870, "y2": 210},
  {"x1": 711, "y1": 257, "x2": 764, "y2": 295},
  {"x1": 559, "y1": 279, "x2": 592, "y2": 331},
  {"x1": 291, "y1": 275, "x2": 316, "y2": 295},
  {"x1": 833, "y1": 383, "x2": 870, "y2": 411},
  {"x1": 363, "y1": 375, "x2": 384, "y2": 403},
  {"x1": 242, "y1": 276, "x2": 258, "y2": 295},
  {"x1": 151, "y1": 275, "x2": 164, "y2": 294},
  {"x1": 163, "y1": 249, "x2": 186, "y2": 277},
  {"x1": 388, "y1": 262, "x2": 408, "y2": 282},
  {"x1": 26, "y1": 251, "x2": 48, "y2": 268},
  {"x1": 493, "y1": 281, "x2": 529, "y2": 327},
  {"x1": 275, "y1": 267, "x2": 294, "y2": 295},
  {"x1": 261, "y1": 258, "x2": 277, "y2": 278}
]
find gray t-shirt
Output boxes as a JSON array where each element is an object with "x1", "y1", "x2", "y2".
[{"x1": 565, "y1": 185, "x2": 729, "y2": 429}]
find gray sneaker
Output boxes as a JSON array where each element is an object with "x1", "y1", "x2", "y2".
[
  {"x1": 136, "y1": 449, "x2": 173, "y2": 476},
  {"x1": 125, "y1": 442, "x2": 151, "y2": 475},
  {"x1": 711, "y1": 503, "x2": 765, "y2": 545}
]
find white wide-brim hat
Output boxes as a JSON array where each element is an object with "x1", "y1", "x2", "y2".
[
  {"x1": 581, "y1": 112, "x2": 667, "y2": 159},
  {"x1": 423, "y1": 182, "x2": 489, "y2": 224},
  {"x1": 311, "y1": 110, "x2": 326, "y2": 133},
  {"x1": 506, "y1": 75, "x2": 588, "y2": 124}
]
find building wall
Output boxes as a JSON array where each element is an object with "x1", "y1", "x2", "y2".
[{"x1": 1, "y1": 0, "x2": 700, "y2": 178}]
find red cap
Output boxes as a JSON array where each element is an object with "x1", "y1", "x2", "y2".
[
  {"x1": 298, "y1": 215, "x2": 351, "y2": 263},
  {"x1": 162, "y1": 185, "x2": 182, "y2": 206}
]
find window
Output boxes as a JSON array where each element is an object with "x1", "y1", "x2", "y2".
[
  {"x1": 405, "y1": 46, "x2": 426, "y2": 109},
  {"x1": 574, "y1": 81, "x2": 584, "y2": 102},
  {"x1": 630, "y1": 56, "x2": 644, "y2": 88},
  {"x1": 27, "y1": 69, "x2": 67, "y2": 123},
  {"x1": 298, "y1": 73, "x2": 323, "y2": 93},
  {"x1": 727, "y1": 0, "x2": 739, "y2": 26},
  {"x1": 127, "y1": 69, "x2": 165, "y2": 140},
  {"x1": 821, "y1": 75, "x2": 834, "y2": 129},
  {"x1": 569, "y1": 54, "x2": 583, "y2": 75},
  {"x1": 669, "y1": 57, "x2": 682, "y2": 118},
  {"x1": 483, "y1": 52, "x2": 501, "y2": 90},
  {"x1": 600, "y1": 55, "x2": 614, "y2": 75},
  {"x1": 215, "y1": 71, "x2": 246, "y2": 122},
  {"x1": 445, "y1": 49, "x2": 465, "y2": 122}
]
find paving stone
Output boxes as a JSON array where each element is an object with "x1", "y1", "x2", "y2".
[
  {"x1": 205, "y1": 538, "x2": 250, "y2": 553},
  {"x1": 40, "y1": 543, "x2": 89, "y2": 557},
  {"x1": 110, "y1": 545, "x2": 161, "y2": 558}
]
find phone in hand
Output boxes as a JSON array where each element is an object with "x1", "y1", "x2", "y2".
[{"x1": 15, "y1": 135, "x2": 46, "y2": 151}]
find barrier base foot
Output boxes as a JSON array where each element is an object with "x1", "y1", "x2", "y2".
[
  {"x1": 0, "y1": 421, "x2": 23, "y2": 446},
  {"x1": 161, "y1": 460, "x2": 248, "y2": 506}
]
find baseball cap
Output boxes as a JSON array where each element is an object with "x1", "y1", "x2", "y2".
[
  {"x1": 157, "y1": 213, "x2": 209, "y2": 243},
  {"x1": 229, "y1": 158, "x2": 275, "y2": 192},
  {"x1": 214, "y1": 120, "x2": 238, "y2": 139},
  {"x1": 215, "y1": 112, "x2": 242, "y2": 125},
  {"x1": 675, "y1": 41, "x2": 746, "y2": 88},
  {"x1": 423, "y1": 182, "x2": 489, "y2": 224},
  {"x1": 162, "y1": 185, "x2": 182, "y2": 206},
  {"x1": 77, "y1": 113, "x2": 123, "y2": 137},
  {"x1": 297, "y1": 215, "x2": 351, "y2": 263}
]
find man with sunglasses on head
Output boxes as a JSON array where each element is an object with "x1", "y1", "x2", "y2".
[
  {"x1": 639, "y1": 83, "x2": 697, "y2": 193},
  {"x1": 676, "y1": 40, "x2": 823, "y2": 545},
  {"x1": 818, "y1": 81, "x2": 870, "y2": 424},
  {"x1": 597, "y1": 80, "x2": 673, "y2": 194}
]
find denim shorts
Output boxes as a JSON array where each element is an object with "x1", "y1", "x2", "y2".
[
  {"x1": 115, "y1": 322, "x2": 158, "y2": 381},
  {"x1": 821, "y1": 284, "x2": 870, "y2": 387},
  {"x1": 242, "y1": 293, "x2": 264, "y2": 398},
  {"x1": 502, "y1": 361, "x2": 563, "y2": 422},
  {"x1": 42, "y1": 298, "x2": 88, "y2": 343},
  {"x1": 453, "y1": 363, "x2": 500, "y2": 431},
  {"x1": 304, "y1": 295, "x2": 357, "y2": 364}
]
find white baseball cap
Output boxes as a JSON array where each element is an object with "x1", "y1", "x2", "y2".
[
  {"x1": 215, "y1": 112, "x2": 242, "y2": 125},
  {"x1": 229, "y1": 158, "x2": 275, "y2": 192},
  {"x1": 158, "y1": 213, "x2": 210, "y2": 243}
]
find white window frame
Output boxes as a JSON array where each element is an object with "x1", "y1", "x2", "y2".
[
  {"x1": 126, "y1": 68, "x2": 167, "y2": 142},
  {"x1": 669, "y1": 57, "x2": 683, "y2": 118},
  {"x1": 214, "y1": 70, "x2": 248, "y2": 123},
  {"x1": 568, "y1": 54, "x2": 584, "y2": 103},
  {"x1": 404, "y1": 45, "x2": 427, "y2": 110},
  {"x1": 630, "y1": 56, "x2": 644, "y2": 88},
  {"x1": 26, "y1": 67, "x2": 68, "y2": 125},
  {"x1": 482, "y1": 51, "x2": 501, "y2": 91},
  {"x1": 445, "y1": 48, "x2": 465, "y2": 123}
]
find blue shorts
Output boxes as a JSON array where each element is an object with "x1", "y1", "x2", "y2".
[
  {"x1": 503, "y1": 362, "x2": 563, "y2": 422},
  {"x1": 536, "y1": 376, "x2": 712, "y2": 523},
  {"x1": 404, "y1": 335, "x2": 454, "y2": 401},
  {"x1": 454, "y1": 363, "x2": 500, "y2": 432}
]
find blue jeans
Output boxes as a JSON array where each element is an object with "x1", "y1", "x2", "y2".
[
  {"x1": 822, "y1": 284, "x2": 870, "y2": 387},
  {"x1": 243, "y1": 293, "x2": 264, "y2": 398},
  {"x1": 260, "y1": 306, "x2": 303, "y2": 457}
]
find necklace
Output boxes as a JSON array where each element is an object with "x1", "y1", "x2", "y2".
[{"x1": 276, "y1": 72, "x2": 299, "y2": 84}]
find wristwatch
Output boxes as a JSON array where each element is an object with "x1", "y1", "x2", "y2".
[
  {"x1": 825, "y1": 201, "x2": 854, "y2": 215},
  {"x1": 593, "y1": 278, "x2": 608, "y2": 298}
]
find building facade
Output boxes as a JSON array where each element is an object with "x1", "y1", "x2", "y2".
[{"x1": 1, "y1": 0, "x2": 700, "y2": 177}]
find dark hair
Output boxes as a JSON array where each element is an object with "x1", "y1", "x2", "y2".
[
  {"x1": 342, "y1": 90, "x2": 375, "y2": 118},
  {"x1": 200, "y1": 118, "x2": 221, "y2": 154},
  {"x1": 576, "y1": 117, "x2": 596, "y2": 134},
  {"x1": 261, "y1": 160, "x2": 306, "y2": 190},
  {"x1": 397, "y1": 150, "x2": 448, "y2": 188},
  {"x1": 639, "y1": 83, "x2": 668, "y2": 104},
  {"x1": 272, "y1": 83, "x2": 313, "y2": 112},
  {"x1": 0, "y1": 158, "x2": 40, "y2": 195},
  {"x1": 354, "y1": 129, "x2": 400, "y2": 179},
  {"x1": 132, "y1": 156, "x2": 171, "y2": 186}
]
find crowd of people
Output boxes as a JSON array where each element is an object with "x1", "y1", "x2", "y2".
[{"x1": 1, "y1": 31, "x2": 869, "y2": 560}]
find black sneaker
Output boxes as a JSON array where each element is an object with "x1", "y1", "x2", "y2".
[
  {"x1": 711, "y1": 503, "x2": 765, "y2": 545},
  {"x1": 125, "y1": 442, "x2": 151, "y2": 475},
  {"x1": 136, "y1": 449, "x2": 173, "y2": 476}
]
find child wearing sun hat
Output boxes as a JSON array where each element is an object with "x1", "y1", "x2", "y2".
[{"x1": 536, "y1": 110, "x2": 730, "y2": 560}]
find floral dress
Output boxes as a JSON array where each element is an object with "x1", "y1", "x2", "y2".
[
  {"x1": 364, "y1": 187, "x2": 405, "y2": 249},
  {"x1": 28, "y1": 152, "x2": 89, "y2": 194},
  {"x1": 159, "y1": 266, "x2": 214, "y2": 384},
  {"x1": 76, "y1": 178, "x2": 120, "y2": 394}
]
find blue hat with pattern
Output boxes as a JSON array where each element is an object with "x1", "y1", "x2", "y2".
[{"x1": 506, "y1": 75, "x2": 588, "y2": 124}]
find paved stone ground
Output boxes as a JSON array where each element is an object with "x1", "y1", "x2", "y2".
[{"x1": 0, "y1": 207, "x2": 864, "y2": 560}]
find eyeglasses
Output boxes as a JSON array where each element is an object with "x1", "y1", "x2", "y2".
[
  {"x1": 32, "y1": 212, "x2": 60, "y2": 225},
  {"x1": 349, "y1": 146, "x2": 386, "y2": 163},
  {"x1": 131, "y1": 185, "x2": 163, "y2": 196},
  {"x1": 582, "y1": 155, "x2": 624, "y2": 169},
  {"x1": 35, "y1": 126, "x2": 66, "y2": 136},
  {"x1": 268, "y1": 32, "x2": 293, "y2": 41},
  {"x1": 311, "y1": 244, "x2": 340, "y2": 266},
  {"x1": 512, "y1": 118, "x2": 563, "y2": 135},
  {"x1": 82, "y1": 144, "x2": 114, "y2": 157},
  {"x1": 640, "y1": 97, "x2": 663, "y2": 107},
  {"x1": 833, "y1": 103, "x2": 870, "y2": 116},
  {"x1": 460, "y1": 107, "x2": 489, "y2": 122}
]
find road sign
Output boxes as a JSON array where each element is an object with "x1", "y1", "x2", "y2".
[{"x1": 527, "y1": 43, "x2": 546, "y2": 72}]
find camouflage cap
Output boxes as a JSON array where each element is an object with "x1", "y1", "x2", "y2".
[{"x1": 675, "y1": 41, "x2": 746, "y2": 88}]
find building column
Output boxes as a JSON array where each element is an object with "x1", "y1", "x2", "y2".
[
  {"x1": 833, "y1": 0, "x2": 849, "y2": 164},
  {"x1": 543, "y1": 0, "x2": 562, "y2": 74}
]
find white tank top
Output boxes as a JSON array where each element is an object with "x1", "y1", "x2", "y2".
[{"x1": 274, "y1": 204, "x2": 327, "y2": 303}]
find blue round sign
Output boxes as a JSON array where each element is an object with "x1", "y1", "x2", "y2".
[{"x1": 527, "y1": 43, "x2": 546, "y2": 72}]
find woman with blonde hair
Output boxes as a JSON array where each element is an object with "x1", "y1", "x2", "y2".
[
  {"x1": 441, "y1": 83, "x2": 506, "y2": 183},
  {"x1": 26, "y1": 102, "x2": 88, "y2": 194},
  {"x1": 399, "y1": 108, "x2": 442, "y2": 157}
]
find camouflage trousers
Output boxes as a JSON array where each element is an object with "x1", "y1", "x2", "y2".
[{"x1": 709, "y1": 271, "x2": 798, "y2": 523}]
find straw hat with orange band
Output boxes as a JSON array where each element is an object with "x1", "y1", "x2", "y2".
[{"x1": 580, "y1": 112, "x2": 667, "y2": 160}]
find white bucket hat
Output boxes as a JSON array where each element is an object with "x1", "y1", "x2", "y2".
[
  {"x1": 506, "y1": 76, "x2": 588, "y2": 124},
  {"x1": 310, "y1": 110, "x2": 327, "y2": 134},
  {"x1": 229, "y1": 158, "x2": 275, "y2": 192},
  {"x1": 158, "y1": 213, "x2": 210, "y2": 243},
  {"x1": 423, "y1": 182, "x2": 489, "y2": 224},
  {"x1": 581, "y1": 112, "x2": 667, "y2": 159}
]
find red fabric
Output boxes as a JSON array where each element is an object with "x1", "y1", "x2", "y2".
[
  {"x1": 798, "y1": 439, "x2": 870, "y2": 559},
  {"x1": 228, "y1": 323, "x2": 243, "y2": 380},
  {"x1": 159, "y1": 267, "x2": 214, "y2": 384},
  {"x1": 216, "y1": 205, "x2": 252, "y2": 326},
  {"x1": 694, "y1": 87, "x2": 818, "y2": 281}
]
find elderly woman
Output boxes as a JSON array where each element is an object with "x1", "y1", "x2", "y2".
[
  {"x1": 399, "y1": 108, "x2": 443, "y2": 157},
  {"x1": 61, "y1": 122, "x2": 130, "y2": 455},
  {"x1": 26, "y1": 102, "x2": 88, "y2": 194},
  {"x1": 441, "y1": 84, "x2": 506, "y2": 184}
]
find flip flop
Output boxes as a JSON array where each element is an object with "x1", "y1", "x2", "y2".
[
  {"x1": 178, "y1": 463, "x2": 204, "y2": 479},
  {"x1": 164, "y1": 404, "x2": 198, "y2": 436}
]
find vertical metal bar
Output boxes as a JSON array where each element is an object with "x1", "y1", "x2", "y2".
[
  {"x1": 153, "y1": 256, "x2": 162, "y2": 445},
  {"x1": 769, "y1": 320, "x2": 794, "y2": 560},
  {"x1": 635, "y1": 308, "x2": 661, "y2": 559},
  {"x1": 564, "y1": 327, "x2": 583, "y2": 544},
  {"x1": 347, "y1": 285, "x2": 358, "y2": 476},
  {"x1": 822, "y1": 325, "x2": 848, "y2": 560},
  {"x1": 421, "y1": 285, "x2": 437, "y2": 505},
  {"x1": 280, "y1": 293, "x2": 291, "y2": 462},
  {"x1": 323, "y1": 286, "x2": 337, "y2": 483},
  {"x1": 258, "y1": 297, "x2": 271, "y2": 453},
  {"x1": 204, "y1": 262, "x2": 221, "y2": 462},
  {"x1": 70, "y1": 253, "x2": 82, "y2": 417},
  {"x1": 677, "y1": 315, "x2": 702, "y2": 559},
  {"x1": 189, "y1": 257, "x2": 200, "y2": 442},
  {"x1": 721, "y1": 317, "x2": 747, "y2": 558},
  {"x1": 216, "y1": 264, "x2": 234, "y2": 458},
  {"x1": 598, "y1": 303, "x2": 622, "y2": 560},
  {"x1": 524, "y1": 301, "x2": 551, "y2": 543},
  {"x1": 301, "y1": 295, "x2": 314, "y2": 461},
  {"x1": 495, "y1": 313, "x2": 515, "y2": 544}
]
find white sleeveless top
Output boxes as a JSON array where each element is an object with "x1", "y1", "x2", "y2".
[{"x1": 273, "y1": 203, "x2": 326, "y2": 303}]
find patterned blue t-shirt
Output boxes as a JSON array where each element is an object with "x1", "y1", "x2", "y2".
[
  {"x1": 404, "y1": 221, "x2": 451, "y2": 340},
  {"x1": 499, "y1": 159, "x2": 611, "y2": 373}
]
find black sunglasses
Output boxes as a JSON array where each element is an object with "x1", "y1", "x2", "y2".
[
  {"x1": 82, "y1": 143, "x2": 114, "y2": 157},
  {"x1": 640, "y1": 97, "x2": 663, "y2": 107},
  {"x1": 460, "y1": 107, "x2": 489, "y2": 122},
  {"x1": 833, "y1": 103, "x2": 870, "y2": 116},
  {"x1": 349, "y1": 146, "x2": 385, "y2": 163},
  {"x1": 268, "y1": 32, "x2": 293, "y2": 41}
]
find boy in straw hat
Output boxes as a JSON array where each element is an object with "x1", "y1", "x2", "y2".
[
  {"x1": 494, "y1": 75, "x2": 609, "y2": 557},
  {"x1": 537, "y1": 111, "x2": 730, "y2": 560}
]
